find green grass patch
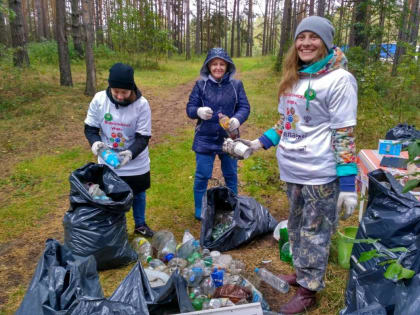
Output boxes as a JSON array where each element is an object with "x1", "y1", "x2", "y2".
[{"x1": 0, "y1": 148, "x2": 92, "y2": 243}]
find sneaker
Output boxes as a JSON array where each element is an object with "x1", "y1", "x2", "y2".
[{"x1": 134, "y1": 223, "x2": 155, "y2": 237}]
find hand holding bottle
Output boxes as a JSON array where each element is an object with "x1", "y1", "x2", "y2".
[
  {"x1": 91, "y1": 141, "x2": 107, "y2": 156},
  {"x1": 197, "y1": 107, "x2": 213, "y2": 120}
]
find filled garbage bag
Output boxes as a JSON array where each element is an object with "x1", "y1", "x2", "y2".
[
  {"x1": 63, "y1": 162, "x2": 137, "y2": 270},
  {"x1": 200, "y1": 186, "x2": 278, "y2": 251},
  {"x1": 394, "y1": 273, "x2": 420, "y2": 315},
  {"x1": 385, "y1": 123, "x2": 420, "y2": 142},
  {"x1": 68, "y1": 298, "x2": 138, "y2": 315},
  {"x1": 110, "y1": 262, "x2": 193, "y2": 314},
  {"x1": 16, "y1": 239, "x2": 103, "y2": 315},
  {"x1": 340, "y1": 169, "x2": 420, "y2": 314}
]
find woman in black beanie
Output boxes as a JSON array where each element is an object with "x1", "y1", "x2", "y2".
[{"x1": 84, "y1": 62, "x2": 155, "y2": 237}]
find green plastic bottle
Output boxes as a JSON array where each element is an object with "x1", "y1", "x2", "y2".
[{"x1": 280, "y1": 242, "x2": 293, "y2": 265}]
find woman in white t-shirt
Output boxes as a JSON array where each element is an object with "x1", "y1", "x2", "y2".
[
  {"x1": 84, "y1": 63, "x2": 154, "y2": 237},
  {"x1": 240, "y1": 17, "x2": 358, "y2": 314}
]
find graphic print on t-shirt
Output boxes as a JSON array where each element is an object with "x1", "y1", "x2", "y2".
[
  {"x1": 282, "y1": 95, "x2": 307, "y2": 145},
  {"x1": 103, "y1": 112, "x2": 128, "y2": 149}
]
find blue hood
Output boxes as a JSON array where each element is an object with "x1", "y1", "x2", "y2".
[{"x1": 200, "y1": 48, "x2": 236, "y2": 81}]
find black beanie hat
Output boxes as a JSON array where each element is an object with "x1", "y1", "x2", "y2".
[{"x1": 108, "y1": 63, "x2": 137, "y2": 90}]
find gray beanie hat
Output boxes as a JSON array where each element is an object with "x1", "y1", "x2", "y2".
[{"x1": 294, "y1": 16, "x2": 335, "y2": 50}]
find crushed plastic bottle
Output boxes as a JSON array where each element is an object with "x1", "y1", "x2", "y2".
[
  {"x1": 131, "y1": 237, "x2": 152, "y2": 264},
  {"x1": 148, "y1": 258, "x2": 168, "y2": 273},
  {"x1": 88, "y1": 183, "x2": 110, "y2": 200},
  {"x1": 211, "y1": 268, "x2": 224, "y2": 288},
  {"x1": 187, "y1": 251, "x2": 202, "y2": 264},
  {"x1": 202, "y1": 298, "x2": 234, "y2": 310},
  {"x1": 213, "y1": 254, "x2": 232, "y2": 270},
  {"x1": 200, "y1": 277, "x2": 216, "y2": 297},
  {"x1": 190, "y1": 293, "x2": 209, "y2": 311},
  {"x1": 177, "y1": 239, "x2": 200, "y2": 259},
  {"x1": 182, "y1": 229, "x2": 195, "y2": 244},
  {"x1": 187, "y1": 267, "x2": 204, "y2": 287},
  {"x1": 151, "y1": 230, "x2": 176, "y2": 262},
  {"x1": 99, "y1": 148, "x2": 120, "y2": 168},
  {"x1": 229, "y1": 259, "x2": 245, "y2": 275},
  {"x1": 168, "y1": 257, "x2": 188, "y2": 270},
  {"x1": 254, "y1": 267, "x2": 289, "y2": 294}
]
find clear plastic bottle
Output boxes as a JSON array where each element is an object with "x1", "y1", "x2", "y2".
[
  {"x1": 182, "y1": 229, "x2": 195, "y2": 244},
  {"x1": 200, "y1": 276, "x2": 216, "y2": 297},
  {"x1": 218, "y1": 113, "x2": 239, "y2": 140},
  {"x1": 187, "y1": 267, "x2": 204, "y2": 287},
  {"x1": 131, "y1": 237, "x2": 152, "y2": 264},
  {"x1": 151, "y1": 230, "x2": 176, "y2": 262},
  {"x1": 88, "y1": 184, "x2": 110, "y2": 200},
  {"x1": 99, "y1": 148, "x2": 120, "y2": 168},
  {"x1": 177, "y1": 239, "x2": 200, "y2": 259},
  {"x1": 254, "y1": 267, "x2": 289, "y2": 293},
  {"x1": 168, "y1": 257, "x2": 188, "y2": 273}
]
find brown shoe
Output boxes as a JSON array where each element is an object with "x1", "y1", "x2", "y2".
[
  {"x1": 278, "y1": 273, "x2": 298, "y2": 286},
  {"x1": 278, "y1": 286, "x2": 316, "y2": 314}
]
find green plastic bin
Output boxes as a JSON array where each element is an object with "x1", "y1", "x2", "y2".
[{"x1": 337, "y1": 226, "x2": 358, "y2": 269}]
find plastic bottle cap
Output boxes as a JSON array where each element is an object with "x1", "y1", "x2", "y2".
[
  {"x1": 254, "y1": 267, "x2": 259, "y2": 273},
  {"x1": 146, "y1": 256, "x2": 152, "y2": 263},
  {"x1": 165, "y1": 253, "x2": 174, "y2": 262}
]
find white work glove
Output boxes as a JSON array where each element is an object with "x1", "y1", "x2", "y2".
[
  {"x1": 197, "y1": 107, "x2": 213, "y2": 120},
  {"x1": 237, "y1": 139, "x2": 263, "y2": 153},
  {"x1": 91, "y1": 141, "x2": 107, "y2": 156},
  {"x1": 228, "y1": 118, "x2": 240, "y2": 132},
  {"x1": 118, "y1": 150, "x2": 132, "y2": 168},
  {"x1": 337, "y1": 192, "x2": 358, "y2": 220}
]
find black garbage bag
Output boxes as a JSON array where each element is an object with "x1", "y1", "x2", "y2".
[
  {"x1": 63, "y1": 163, "x2": 137, "y2": 270},
  {"x1": 340, "y1": 169, "x2": 420, "y2": 314},
  {"x1": 68, "y1": 298, "x2": 138, "y2": 315},
  {"x1": 394, "y1": 273, "x2": 420, "y2": 315},
  {"x1": 200, "y1": 186, "x2": 278, "y2": 251},
  {"x1": 110, "y1": 262, "x2": 193, "y2": 314},
  {"x1": 385, "y1": 123, "x2": 420, "y2": 148},
  {"x1": 16, "y1": 239, "x2": 103, "y2": 315}
]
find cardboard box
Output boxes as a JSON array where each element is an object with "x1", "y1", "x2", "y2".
[{"x1": 378, "y1": 139, "x2": 402, "y2": 156}]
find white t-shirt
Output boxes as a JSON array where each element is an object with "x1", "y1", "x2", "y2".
[
  {"x1": 84, "y1": 90, "x2": 152, "y2": 177},
  {"x1": 276, "y1": 68, "x2": 357, "y2": 185}
]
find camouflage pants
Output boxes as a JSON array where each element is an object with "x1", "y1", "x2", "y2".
[{"x1": 286, "y1": 180, "x2": 339, "y2": 291}]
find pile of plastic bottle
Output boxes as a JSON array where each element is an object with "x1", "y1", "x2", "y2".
[
  {"x1": 131, "y1": 229, "x2": 288, "y2": 311},
  {"x1": 211, "y1": 211, "x2": 234, "y2": 241}
]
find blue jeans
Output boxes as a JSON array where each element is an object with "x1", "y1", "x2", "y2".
[
  {"x1": 133, "y1": 191, "x2": 146, "y2": 227},
  {"x1": 194, "y1": 152, "x2": 237, "y2": 218}
]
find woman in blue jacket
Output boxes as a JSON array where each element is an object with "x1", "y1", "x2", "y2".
[{"x1": 186, "y1": 48, "x2": 250, "y2": 220}]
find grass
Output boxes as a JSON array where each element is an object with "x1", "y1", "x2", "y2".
[{"x1": 0, "y1": 52, "x2": 419, "y2": 314}]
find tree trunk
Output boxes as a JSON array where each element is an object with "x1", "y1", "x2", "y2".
[
  {"x1": 8, "y1": 0, "x2": 30, "y2": 67},
  {"x1": 317, "y1": 0, "x2": 325, "y2": 17},
  {"x1": 262, "y1": 0, "x2": 269, "y2": 55},
  {"x1": 55, "y1": 0, "x2": 72, "y2": 86},
  {"x1": 0, "y1": 0, "x2": 9, "y2": 45},
  {"x1": 392, "y1": 0, "x2": 410, "y2": 75},
  {"x1": 224, "y1": 0, "x2": 227, "y2": 50},
  {"x1": 246, "y1": 0, "x2": 253, "y2": 56},
  {"x1": 275, "y1": 0, "x2": 291, "y2": 71},
  {"x1": 95, "y1": 0, "x2": 104, "y2": 45},
  {"x1": 186, "y1": 0, "x2": 190, "y2": 59},
  {"x1": 349, "y1": 0, "x2": 368, "y2": 49},
  {"x1": 195, "y1": 0, "x2": 201, "y2": 55},
  {"x1": 42, "y1": 0, "x2": 50, "y2": 39},
  {"x1": 408, "y1": 0, "x2": 420, "y2": 47},
  {"x1": 236, "y1": 0, "x2": 240, "y2": 57},
  {"x1": 231, "y1": 0, "x2": 236, "y2": 57},
  {"x1": 81, "y1": 0, "x2": 96, "y2": 95},
  {"x1": 35, "y1": 0, "x2": 44, "y2": 40},
  {"x1": 309, "y1": 0, "x2": 314, "y2": 15},
  {"x1": 374, "y1": 0, "x2": 386, "y2": 60},
  {"x1": 71, "y1": 0, "x2": 84, "y2": 57}
]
